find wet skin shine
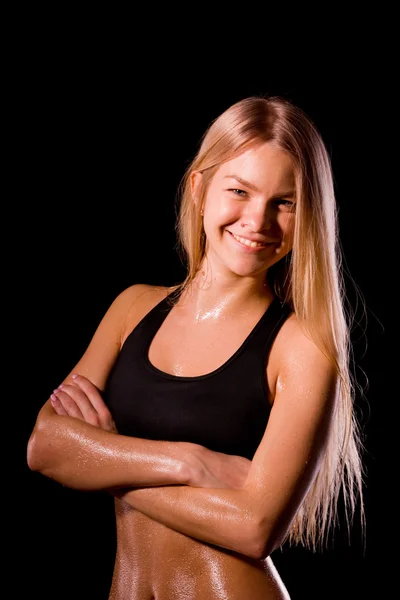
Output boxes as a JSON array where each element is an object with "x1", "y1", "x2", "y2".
[
  {"x1": 110, "y1": 503, "x2": 289, "y2": 600},
  {"x1": 111, "y1": 144, "x2": 295, "y2": 599},
  {"x1": 108, "y1": 287, "x2": 292, "y2": 600},
  {"x1": 50, "y1": 143, "x2": 298, "y2": 600}
]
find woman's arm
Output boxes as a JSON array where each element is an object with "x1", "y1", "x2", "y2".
[
  {"x1": 28, "y1": 401, "x2": 193, "y2": 490},
  {"x1": 114, "y1": 319, "x2": 338, "y2": 559},
  {"x1": 27, "y1": 284, "x2": 200, "y2": 490},
  {"x1": 30, "y1": 373, "x2": 251, "y2": 491}
]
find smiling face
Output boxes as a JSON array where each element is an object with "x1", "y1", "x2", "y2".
[{"x1": 193, "y1": 142, "x2": 296, "y2": 281}]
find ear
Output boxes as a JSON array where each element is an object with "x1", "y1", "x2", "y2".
[{"x1": 190, "y1": 171, "x2": 203, "y2": 206}]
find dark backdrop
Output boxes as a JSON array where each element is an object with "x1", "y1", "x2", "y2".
[{"x1": 13, "y1": 23, "x2": 394, "y2": 600}]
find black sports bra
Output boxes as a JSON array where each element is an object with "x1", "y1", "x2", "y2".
[{"x1": 104, "y1": 293, "x2": 291, "y2": 459}]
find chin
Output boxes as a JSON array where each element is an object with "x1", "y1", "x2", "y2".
[{"x1": 227, "y1": 262, "x2": 269, "y2": 279}]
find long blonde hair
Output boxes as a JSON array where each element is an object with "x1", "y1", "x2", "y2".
[{"x1": 172, "y1": 96, "x2": 366, "y2": 550}]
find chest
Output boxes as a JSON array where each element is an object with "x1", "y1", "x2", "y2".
[
  {"x1": 105, "y1": 298, "x2": 289, "y2": 458},
  {"x1": 148, "y1": 310, "x2": 266, "y2": 377}
]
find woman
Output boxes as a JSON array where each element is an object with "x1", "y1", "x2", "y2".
[{"x1": 27, "y1": 95, "x2": 365, "y2": 599}]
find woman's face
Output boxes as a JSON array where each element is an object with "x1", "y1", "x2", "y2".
[{"x1": 195, "y1": 142, "x2": 296, "y2": 280}]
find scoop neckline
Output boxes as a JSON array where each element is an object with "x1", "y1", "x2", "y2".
[{"x1": 143, "y1": 297, "x2": 280, "y2": 381}]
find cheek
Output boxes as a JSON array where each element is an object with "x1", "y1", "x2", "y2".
[
  {"x1": 206, "y1": 197, "x2": 239, "y2": 225},
  {"x1": 220, "y1": 204, "x2": 239, "y2": 223}
]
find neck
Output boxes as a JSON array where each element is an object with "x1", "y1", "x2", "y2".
[{"x1": 178, "y1": 267, "x2": 274, "y2": 322}]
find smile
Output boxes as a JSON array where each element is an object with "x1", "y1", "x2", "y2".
[
  {"x1": 227, "y1": 231, "x2": 278, "y2": 255},
  {"x1": 230, "y1": 232, "x2": 267, "y2": 248}
]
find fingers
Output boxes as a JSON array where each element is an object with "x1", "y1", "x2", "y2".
[
  {"x1": 50, "y1": 393, "x2": 70, "y2": 416},
  {"x1": 70, "y1": 374, "x2": 115, "y2": 430},
  {"x1": 70, "y1": 374, "x2": 106, "y2": 411},
  {"x1": 53, "y1": 384, "x2": 102, "y2": 427},
  {"x1": 50, "y1": 374, "x2": 116, "y2": 432},
  {"x1": 50, "y1": 387, "x2": 86, "y2": 420}
]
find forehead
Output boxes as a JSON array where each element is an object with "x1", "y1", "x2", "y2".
[{"x1": 216, "y1": 142, "x2": 295, "y2": 188}]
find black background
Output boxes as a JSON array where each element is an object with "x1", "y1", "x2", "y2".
[{"x1": 12, "y1": 15, "x2": 395, "y2": 600}]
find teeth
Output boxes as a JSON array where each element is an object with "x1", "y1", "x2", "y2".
[{"x1": 232, "y1": 233, "x2": 266, "y2": 248}]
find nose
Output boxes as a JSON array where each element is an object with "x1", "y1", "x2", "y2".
[{"x1": 241, "y1": 202, "x2": 272, "y2": 233}]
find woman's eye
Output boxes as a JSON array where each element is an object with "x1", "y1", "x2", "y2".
[
  {"x1": 275, "y1": 199, "x2": 295, "y2": 210},
  {"x1": 229, "y1": 188, "x2": 247, "y2": 197}
]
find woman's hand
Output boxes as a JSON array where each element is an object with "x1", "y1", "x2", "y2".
[
  {"x1": 50, "y1": 375, "x2": 250, "y2": 490},
  {"x1": 50, "y1": 374, "x2": 117, "y2": 433},
  {"x1": 187, "y1": 446, "x2": 252, "y2": 490}
]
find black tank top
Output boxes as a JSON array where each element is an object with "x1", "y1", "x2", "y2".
[{"x1": 104, "y1": 293, "x2": 291, "y2": 460}]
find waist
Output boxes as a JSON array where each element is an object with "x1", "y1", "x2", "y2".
[{"x1": 111, "y1": 501, "x2": 290, "y2": 600}]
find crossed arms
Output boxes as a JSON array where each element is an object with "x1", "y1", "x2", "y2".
[{"x1": 27, "y1": 284, "x2": 337, "y2": 559}]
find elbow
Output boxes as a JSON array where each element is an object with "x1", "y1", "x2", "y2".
[
  {"x1": 232, "y1": 518, "x2": 277, "y2": 560},
  {"x1": 250, "y1": 535, "x2": 281, "y2": 561},
  {"x1": 247, "y1": 520, "x2": 287, "y2": 560},
  {"x1": 26, "y1": 430, "x2": 43, "y2": 472},
  {"x1": 26, "y1": 416, "x2": 57, "y2": 474},
  {"x1": 246, "y1": 531, "x2": 274, "y2": 561},
  {"x1": 226, "y1": 501, "x2": 282, "y2": 560}
]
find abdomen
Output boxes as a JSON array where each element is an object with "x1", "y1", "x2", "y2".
[{"x1": 109, "y1": 500, "x2": 291, "y2": 600}]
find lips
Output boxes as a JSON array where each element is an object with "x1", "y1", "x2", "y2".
[
  {"x1": 227, "y1": 231, "x2": 276, "y2": 254},
  {"x1": 228, "y1": 231, "x2": 269, "y2": 247},
  {"x1": 233, "y1": 234, "x2": 266, "y2": 248}
]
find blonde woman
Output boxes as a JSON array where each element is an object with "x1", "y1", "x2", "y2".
[{"x1": 27, "y1": 96, "x2": 365, "y2": 600}]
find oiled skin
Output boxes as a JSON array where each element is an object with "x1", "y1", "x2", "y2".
[
  {"x1": 28, "y1": 281, "x2": 335, "y2": 600},
  {"x1": 28, "y1": 142, "x2": 340, "y2": 600},
  {"x1": 107, "y1": 286, "x2": 291, "y2": 600},
  {"x1": 29, "y1": 285, "x2": 291, "y2": 599},
  {"x1": 109, "y1": 500, "x2": 290, "y2": 600}
]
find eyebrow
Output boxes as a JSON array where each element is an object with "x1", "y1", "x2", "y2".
[{"x1": 224, "y1": 174, "x2": 296, "y2": 198}]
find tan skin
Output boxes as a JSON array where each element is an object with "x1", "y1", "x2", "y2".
[{"x1": 27, "y1": 143, "x2": 338, "y2": 600}]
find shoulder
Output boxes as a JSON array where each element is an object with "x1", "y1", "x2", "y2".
[
  {"x1": 110, "y1": 283, "x2": 170, "y2": 311},
  {"x1": 90, "y1": 283, "x2": 172, "y2": 353},
  {"x1": 113, "y1": 283, "x2": 173, "y2": 345},
  {"x1": 56, "y1": 284, "x2": 174, "y2": 392},
  {"x1": 268, "y1": 312, "x2": 338, "y2": 402},
  {"x1": 272, "y1": 312, "x2": 333, "y2": 368}
]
